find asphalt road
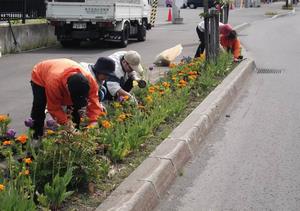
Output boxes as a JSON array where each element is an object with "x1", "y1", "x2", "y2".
[
  {"x1": 155, "y1": 5, "x2": 300, "y2": 211},
  {"x1": 0, "y1": 3, "x2": 287, "y2": 133}
]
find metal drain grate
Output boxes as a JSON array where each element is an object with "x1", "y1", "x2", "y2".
[{"x1": 256, "y1": 68, "x2": 283, "y2": 74}]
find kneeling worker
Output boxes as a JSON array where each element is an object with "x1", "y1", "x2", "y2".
[
  {"x1": 105, "y1": 51, "x2": 146, "y2": 101},
  {"x1": 30, "y1": 58, "x2": 109, "y2": 139}
]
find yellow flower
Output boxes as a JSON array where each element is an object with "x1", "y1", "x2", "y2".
[
  {"x1": 3, "y1": 140, "x2": 11, "y2": 146},
  {"x1": 113, "y1": 102, "x2": 122, "y2": 109},
  {"x1": 16, "y1": 134, "x2": 28, "y2": 144},
  {"x1": 132, "y1": 80, "x2": 139, "y2": 87},
  {"x1": 0, "y1": 184, "x2": 4, "y2": 191},
  {"x1": 46, "y1": 129, "x2": 55, "y2": 135},
  {"x1": 188, "y1": 75, "x2": 197, "y2": 81},
  {"x1": 146, "y1": 95, "x2": 153, "y2": 103},
  {"x1": 23, "y1": 158, "x2": 32, "y2": 164},
  {"x1": 0, "y1": 114, "x2": 8, "y2": 122},
  {"x1": 179, "y1": 79, "x2": 187, "y2": 84},
  {"x1": 117, "y1": 113, "x2": 127, "y2": 122},
  {"x1": 172, "y1": 76, "x2": 177, "y2": 81},
  {"x1": 101, "y1": 120, "x2": 112, "y2": 129},
  {"x1": 87, "y1": 124, "x2": 96, "y2": 129}
]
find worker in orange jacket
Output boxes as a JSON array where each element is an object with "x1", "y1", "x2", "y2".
[
  {"x1": 220, "y1": 30, "x2": 241, "y2": 62},
  {"x1": 30, "y1": 58, "x2": 115, "y2": 139}
]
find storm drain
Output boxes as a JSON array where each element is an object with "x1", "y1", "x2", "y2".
[{"x1": 256, "y1": 68, "x2": 283, "y2": 74}]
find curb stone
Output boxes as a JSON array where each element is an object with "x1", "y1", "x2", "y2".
[
  {"x1": 97, "y1": 58, "x2": 255, "y2": 211},
  {"x1": 271, "y1": 8, "x2": 295, "y2": 19}
]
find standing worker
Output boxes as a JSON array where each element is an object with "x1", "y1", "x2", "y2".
[
  {"x1": 30, "y1": 58, "x2": 108, "y2": 139},
  {"x1": 105, "y1": 51, "x2": 146, "y2": 101},
  {"x1": 195, "y1": 22, "x2": 233, "y2": 58}
]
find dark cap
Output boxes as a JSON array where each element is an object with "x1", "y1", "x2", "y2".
[
  {"x1": 67, "y1": 73, "x2": 90, "y2": 109},
  {"x1": 92, "y1": 57, "x2": 115, "y2": 77}
]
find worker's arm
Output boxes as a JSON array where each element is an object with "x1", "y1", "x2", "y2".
[
  {"x1": 233, "y1": 39, "x2": 241, "y2": 59},
  {"x1": 86, "y1": 79, "x2": 103, "y2": 123}
]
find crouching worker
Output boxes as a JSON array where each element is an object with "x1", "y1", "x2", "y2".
[
  {"x1": 80, "y1": 57, "x2": 116, "y2": 102},
  {"x1": 30, "y1": 58, "x2": 104, "y2": 139},
  {"x1": 220, "y1": 30, "x2": 242, "y2": 62},
  {"x1": 105, "y1": 51, "x2": 147, "y2": 102}
]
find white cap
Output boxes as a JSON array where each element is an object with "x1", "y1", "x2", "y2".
[{"x1": 124, "y1": 51, "x2": 144, "y2": 74}]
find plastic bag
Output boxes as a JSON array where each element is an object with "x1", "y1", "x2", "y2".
[{"x1": 154, "y1": 44, "x2": 183, "y2": 66}]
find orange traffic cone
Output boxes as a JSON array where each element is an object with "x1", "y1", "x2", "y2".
[{"x1": 167, "y1": 8, "x2": 172, "y2": 22}]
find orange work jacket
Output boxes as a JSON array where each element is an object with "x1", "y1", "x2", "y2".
[
  {"x1": 31, "y1": 58, "x2": 102, "y2": 124},
  {"x1": 220, "y1": 35, "x2": 241, "y2": 59}
]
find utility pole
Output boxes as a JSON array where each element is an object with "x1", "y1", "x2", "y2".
[{"x1": 203, "y1": 0, "x2": 210, "y2": 61}]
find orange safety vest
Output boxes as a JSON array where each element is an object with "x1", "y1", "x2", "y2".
[{"x1": 31, "y1": 58, "x2": 102, "y2": 124}]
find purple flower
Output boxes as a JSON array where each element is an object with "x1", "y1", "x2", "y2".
[
  {"x1": 149, "y1": 66, "x2": 154, "y2": 71},
  {"x1": 46, "y1": 119, "x2": 58, "y2": 131},
  {"x1": 6, "y1": 129, "x2": 16, "y2": 138},
  {"x1": 118, "y1": 96, "x2": 125, "y2": 102},
  {"x1": 24, "y1": 118, "x2": 34, "y2": 128}
]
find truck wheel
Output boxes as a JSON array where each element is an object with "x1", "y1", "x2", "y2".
[
  {"x1": 119, "y1": 24, "x2": 129, "y2": 48},
  {"x1": 137, "y1": 23, "x2": 146, "y2": 42},
  {"x1": 60, "y1": 40, "x2": 80, "y2": 48}
]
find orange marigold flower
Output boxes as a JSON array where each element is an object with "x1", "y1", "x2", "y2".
[
  {"x1": 188, "y1": 71, "x2": 197, "y2": 75},
  {"x1": 99, "y1": 111, "x2": 107, "y2": 117},
  {"x1": 123, "y1": 95, "x2": 130, "y2": 101},
  {"x1": 19, "y1": 170, "x2": 30, "y2": 176},
  {"x1": 172, "y1": 77, "x2": 177, "y2": 81},
  {"x1": 16, "y1": 134, "x2": 28, "y2": 144},
  {"x1": 101, "y1": 120, "x2": 112, "y2": 129},
  {"x1": 162, "y1": 82, "x2": 170, "y2": 88},
  {"x1": 169, "y1": 63, "x2": 176, "y2": 68},
  {"x1": 3, "y1": 140, "x2": 11, "y2": 146},
  {"x1": 23, "y1": 158, "x2": 32, "y2": 164},
  {"x1": 0, "y1": 184, "x2": 5, "y2": 191},
  {"x1": 179, "y1": 79, "x2": 187, "y2": 84},
  {"x1": 0, "y1": 114, "x2": 8, "y2": 122},
  {"x1": 148, "y1": 86, "x2": 155, "y2": 94},
  {"x1": 146, "y1": 95, "x2": 153, "y2": 103}
]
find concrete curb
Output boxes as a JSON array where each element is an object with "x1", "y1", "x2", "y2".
[
  {"x1": 96, "y1": 59, "x2": 256, "y2": 211},
  {"x1": 271, "y1": 8, "x2": 296, "y2": 19}
]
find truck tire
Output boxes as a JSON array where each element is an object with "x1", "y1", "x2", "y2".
[
  {"x1": 119, "y1": 24, "x2": 129, "y2": 48},
  {"x1": 60, "y1": 40, "x2": 80, "y2": 48},
  {"x1": 137, "y1": 23, "x2": 146, "y2": 42}
]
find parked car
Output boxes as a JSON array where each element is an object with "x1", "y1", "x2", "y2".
[
  {"x1": 181, "y1": 0, "x2": 188, "y2": 8},
  {"x1": 187, "y1": 0, "x2": 214, "y2": 8},
  {"x1": 165, "y1": 0, "x2": 173, "y2": 7}
]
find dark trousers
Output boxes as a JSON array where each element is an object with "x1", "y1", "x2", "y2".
[
  {"x1": 104, "y1": 78, "x2": 134, "y2": 101},
  {"x1": 30, "y1": 81, "x2": 47, "y2": 139},
  {"x1": 30, "y1": 81, "x2": 80, "y2": 139},
  {"x1": 195, "y1": 27, "x2": 205, "y2": 58}
]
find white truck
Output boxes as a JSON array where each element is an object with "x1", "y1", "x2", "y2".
[{"x1": 46, "y1": 0, "x2": 151, "y2": 47}]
